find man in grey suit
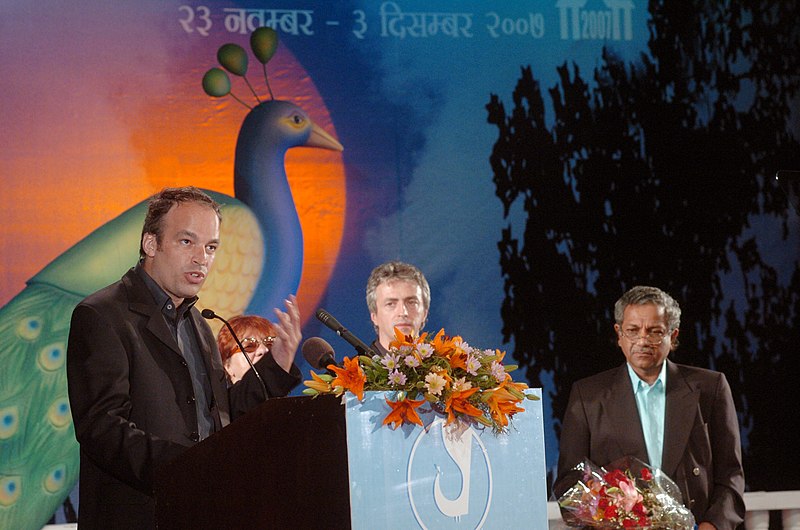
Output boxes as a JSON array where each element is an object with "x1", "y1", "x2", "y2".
[
  {"x1": 555, "y1": 286, "x2": 745, "y2": 529},
  {"x1": 67, "y1": 187, "x2": 302, "y2": 529}
]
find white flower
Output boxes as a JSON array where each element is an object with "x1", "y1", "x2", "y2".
[
  {"x1": 453, "y1": 377, "x2": 472, "y2": 392},
  {"x1": 416, "y1": 343, "x2": 434, "y2": 359},
  {"x1": 381, "y1": 353, "x2": 402, "y2": 370},
  {"x1": 466, "y1": 354, "x2": 481, "y2": 376},
  {"x1": 404, "y1": 355, "x2": 420, "y2": 368},
  {"x1": 491, "y1": 360, "x2": 507, "y2": 382},
  {"x1": 388, "y1": 369, "x2": 407, "y2": 386},
  {"x1": 425, "y1": 371, "x2": 447, "y2": 396}
]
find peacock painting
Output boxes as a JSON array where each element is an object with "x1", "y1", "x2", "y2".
[{"x1": 0, "y1": 27, "x2": 342, "y2": 529}]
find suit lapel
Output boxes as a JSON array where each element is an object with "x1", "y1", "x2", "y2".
[
  {"x1": 609, "y1": 365, "x2": 650, "y2": 463},
  {"x1": 122, "y1": 269, "x2": 182, "y2": 356},
  {"x1": 662, "y1": 360, "x2": 699, "y2": 476}
]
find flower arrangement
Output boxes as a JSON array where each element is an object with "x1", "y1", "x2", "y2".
[
  {"x1": 303, "y1": 328, "x2": 537, "y2": 432},
  {"x1": 558, "y1": 456, "x2": 695, "y2": 529}
]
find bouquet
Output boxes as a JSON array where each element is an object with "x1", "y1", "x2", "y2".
[
  {"x1": 558, "y1": 456, "x2": 695, "y2": 529},
  {"x1": 303, "y1": 328, "x2": 537, "y2": 432}
]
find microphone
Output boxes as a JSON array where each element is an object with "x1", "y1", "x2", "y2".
[
  {"x1": 201, "y1": 308, "x2": 269, "y2": 402},
  {"x1": 315, "y1": 308, "x2": 375, "y2": 356},
  {"x1": 302, "y1": 337, "x2": 338, "y2": 373}
]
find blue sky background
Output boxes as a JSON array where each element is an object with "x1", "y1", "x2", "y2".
[{"x1": 286, "y1": 0, "x2": 652, "y2": 473}]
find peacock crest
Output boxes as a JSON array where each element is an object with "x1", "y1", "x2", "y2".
[{"x1": 202, "y1": 26, "x2": 280, "y2": 108}]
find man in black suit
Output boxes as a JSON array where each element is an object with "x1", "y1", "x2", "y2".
[
  {"x1": 555, "y1": 286, "x2": 745, "y2": 529},
  {"x1": 67, "y1": 187, "x2": 302, "y2": 529}
]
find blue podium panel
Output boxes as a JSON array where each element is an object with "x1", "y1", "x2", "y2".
[{"x1": 344, "y1": 389, "x2": 548, "y2": 529}]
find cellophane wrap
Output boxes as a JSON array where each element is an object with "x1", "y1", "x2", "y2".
[{"x1": 557, "y1": 456, "x2": 695, "y2": 529}]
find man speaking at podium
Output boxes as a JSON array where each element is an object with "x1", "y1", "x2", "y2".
[
  {"x1": 66, "y1": 187, "x2": 302, "y2": 529},
  {"x1": 365, "y1": 261, "x2": 431, "y2": 354},
  {"x1": 555, "y1": 286, "x2": 745, "y2": 529}
]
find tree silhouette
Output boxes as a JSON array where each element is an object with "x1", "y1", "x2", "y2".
[{"x1": 486, "y1": 1, "x2": 800, "y2": 490}]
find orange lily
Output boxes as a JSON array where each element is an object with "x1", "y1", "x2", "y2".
[
  {"x1": 389, "y1": 327, "x2": 429, "y2": 350},
  {"x1": 430, "y1": 329, "x2": 457, "y2": 356},
  {"x1": 431, "y1": 329, "x2": 471, "y2": 371},
  {"x1": 303, "y1": 371, "x2": 332, "y2": 394},
  {"x1": 330, "y1": 356, "x2": 367, "y2": 401},
  {"x1": 443, "y1": 388, "x2": 483, "y2": 425},
  {"x1": 389, "y1": 327, "x2": 414, "y2": 349},
  {"x1": 382, "y1": 397, "x2": 425, "y2": 429},
  {"x1": 448, "y1": 346, "x2": 468, "y2": 371},
  {"x1": 484, "y1": 381, "x2": 525, "y2": 428}
]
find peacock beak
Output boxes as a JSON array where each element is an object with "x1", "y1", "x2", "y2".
[{"x1": 306, "y1": 122, "x2": 344, "y2": 152}]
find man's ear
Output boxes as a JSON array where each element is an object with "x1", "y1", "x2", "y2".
[
  {"x1": 370, "y1": 312, "x2": 378, "y2": 327},
  {"x1": 142, "y1": 233, "x2": 157, "y2": 258},
  {"x1": 670, "y1": 327, "x2": 680, "y2": 351},
  {"x1": 614, "y1": 323, "x2": 623, "y2": 349}
]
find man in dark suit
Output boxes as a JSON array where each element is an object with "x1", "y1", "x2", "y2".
[
  {"x1": 555, "y1": 286, "x2": 745, "y2": 530},
  {"x1": 66, "y1": 187, "x2": 302, "y2": 529}
]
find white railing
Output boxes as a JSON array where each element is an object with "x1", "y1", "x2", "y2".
[
  {"x1": 547, "y1": 490, "x2": 800, "y2": 529},
  {"x1": 743, "y1": 491, "x2": 800, "y2": 529}
]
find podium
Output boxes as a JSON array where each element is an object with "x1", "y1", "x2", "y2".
[{"x1": 154, "y1": 390, "x2": 548, "y2": 529}]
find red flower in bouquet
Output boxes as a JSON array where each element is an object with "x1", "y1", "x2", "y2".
[{"x1": 558, "y1": 457, "x2": 695, "y2": 529}]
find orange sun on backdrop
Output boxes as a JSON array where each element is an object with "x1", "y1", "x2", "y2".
[{"x1": 1, "y1": 36, "x2": 345, "y2": 325}]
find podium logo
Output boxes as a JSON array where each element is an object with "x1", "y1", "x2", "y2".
[{"x1": 407, "y1": 419, "x2": 493, "y2": 529}]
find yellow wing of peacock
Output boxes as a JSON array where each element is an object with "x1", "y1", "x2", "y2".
[
  {"x1": 195, "y1": 202, "x2": 264, "y2": 335},
  {"x1": 0, "y1": 191, "x2": 261, "y2": 529}
]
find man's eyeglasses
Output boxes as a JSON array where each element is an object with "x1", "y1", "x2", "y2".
[
  {"x1": 240, "y1": 336, "x2": 275, "y2": 353},
  {"x1": 619, "y1": 329, "x2": 669, "y2": 345}
]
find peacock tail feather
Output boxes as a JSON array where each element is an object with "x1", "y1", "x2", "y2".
[{"x1": 0, "y1": 284, "x2": 81, "y2": 530}]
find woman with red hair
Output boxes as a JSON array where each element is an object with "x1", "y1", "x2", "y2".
[{"x1": 216, "y1": 315, "x2": 278, "y2": 383}]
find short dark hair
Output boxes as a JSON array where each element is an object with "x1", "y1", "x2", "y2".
[{"x1": 139, "y1": 186, "x2": 221, "y2": 259}]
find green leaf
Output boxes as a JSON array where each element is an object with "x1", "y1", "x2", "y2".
[
  {"x1": 474, "y1": 415, "x2": 493, "y2": 427},
  {"x1": 507, "y1": 386, "x2": 526, "y2": 400}
]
